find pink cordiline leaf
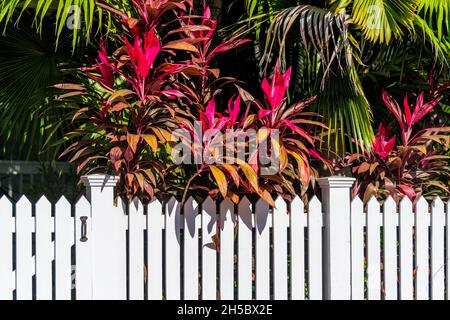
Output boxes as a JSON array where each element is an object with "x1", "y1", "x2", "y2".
[
  {"x1": 397, "y1": 184, "x2": 416, "y2": 200},
  {"x1": 382, "y1": 90, "x2": 404, "y2": 132},
  {"x1": 282, "y1": 119, "x2": 314, "y2": 145},
  {"x1": 261, "y1": 63, "x2": 292, "y2": 110},
  {"x1": 373, "y1": 123, "x2": 396, "y2": 159}
]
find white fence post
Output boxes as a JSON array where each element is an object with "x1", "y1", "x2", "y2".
[
  {"x1": 318, "y1": 176, "x2": 355, "y2": 300},
  {"x1": 81, "y1": 174, "x2": 126, "y2": 300}
]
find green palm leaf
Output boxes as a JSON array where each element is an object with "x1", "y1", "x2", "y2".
[
  {"x1": 351, "y1": 0, "x2": 419, "y2": 44},
  {"x1": 0, "y1": 0, "x2": 110, "y2": 49},
  {"x1": 0, "y1": 18, "x2": 76, "y2": 160},
  {"x1": 260, "y1": 4, "x2": 374, "y2": 153}
]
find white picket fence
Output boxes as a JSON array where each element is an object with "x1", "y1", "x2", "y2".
[{"x1": 0, "y1": 175, "x2": 449, "y2": 300}]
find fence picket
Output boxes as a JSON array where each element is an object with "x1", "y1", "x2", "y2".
[
  {"x1": 351, "y1": 197, "x2": 364, "y2": 300},
  {"x1": 75, "y1": 196, "x2": 92, "y2": 300},
  {"x1": 35, "y1": 196, "x2": 53, "y2": 300},
  {"x1": 431, "y1": 198, "x2": 445, "y2": 300},
  {"x1": 415, "y1": 196, "x2": 429, "y2": 300},
  {"x1": 290, "y1": 196, "x2": 305, "y2": 300},
  {"x1": 255, "y1": 199, "x2": 270, "y2": 300},
  {"x1": 15, "y1": 196, "x2": 33, "y2": 300},
  {"x1": 165, "y1": 197, "x2": 181, "y2": 300},
  {"x1": 128, "y1": 199, "x2": 145, "y2": 300},
  {"x1": 367, "y1": 197, "x2": 381, "y2": 300},
  {"x1": 272, "y1": 197, "x2": 288, "y2": 300},
  {"x1": 399, "y1": 197, "x2": 414, "y2": 300},
  {"x1": 183, "y1": 197, "x2": 200, "y2": 300},
  {"x1": 220, "y1": 199, "x2": 235, "y2": 300},
  {"x1": 0, "y1": 196, "x2": 14, "y2": 300},
  {"x1": 147, "y1": 200, "x2": 163, "y2": 300},
  {"x1": 308, "y1": 196, "x2": 322, "y2": 300},
  {"x1": 237, "y1": 197, "x2": 253, "y2": 300},
  {"x1": 55, "y1": 196, "x2": 74, "y2": 300},
  {"x1": 3, "y1": 176, "x2": 450, "y2": 301},
  {"x1": 383, "y1": 196, "x2": 398, "y2": 300},
  {"x1": 201, "y1": 197, "x2": 217, "y2": 300}
]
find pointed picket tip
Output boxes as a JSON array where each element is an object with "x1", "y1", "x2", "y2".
[
  {"x1": 239, "y1": 196, "x2": 251, "y2": 208},
  {"x1": 185, "y1": 196, "x2": 197, "y2": 204},
  {"x1": 291, "y1": 196, "x2": 304, "y2": 207},
  {"x1": 36, "y1": 195, "x2": 51, "y2": 207},
  {"x1": 166, "y1": 196, "x2": 181, "y2": 216},
  {"x1": 55, "y1": 195, "x2": 70, "y2": 207},
  {"x1": 184, "y1": 196, "x2": 199, "y2": 213},
  {"x1": 166, "y1": 196, "x2": 178, "y2": 204},
  {"x1": 16, "y1": 194, "x2": 32, "y2": 206},
  {"x1": 367, "y1": 195, "x2": 379, "y2": 207},
  {"x1": 255, "y1": 197, "x2": 270, "y2": 207},
  {"x1": 255, "y1": 197, "x2": 270, "y2": 211},
  {"x1": 384, "y1": 195, "x2": 396, "y2": 207},
  {"x1": 0, "y1": 194, "x2": 13, "y2": 207},
  {"x1": 220, "y1": 197, "x2": 234, "y2": 210},
  {"x1": 308, "y1": 196, "x2": 321, "y2": 209},
  {"x1": 431, "y1": 196, "x2": 444, "y2": 207},
  {"x1": 274, "y1": 196, "x2": 287, "y2": 209},
  {"x1": 202, "y1": 196, "x2": 215, "y2": 207},
  {"x1": 351, "y1": 196, "x2": 363, "y2": 206},
  {"x1": 415, "y1": 196, "x2": 429, "y2": 210},
  {"x1": 75, "y1": 195, "x2": 90, "y2": 208},
  {"x1": 399, "y1": 195, "x2": 413, "y2": 209}
]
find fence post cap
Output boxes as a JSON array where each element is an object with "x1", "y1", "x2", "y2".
[
  {"x1": 80, "y1": 174, "x2": 120, "y2": 187},
  {"x1": 317, "y1": 176, "x2": 356, "y2": 188}
]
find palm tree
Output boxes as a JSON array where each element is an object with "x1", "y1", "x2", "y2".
[{"x1": 225, "y1": 0, "x2": 450, "y2": 153}]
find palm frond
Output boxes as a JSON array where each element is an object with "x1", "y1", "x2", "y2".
[
  {"x1": 351, "y1": 0, "x2": 419, "y2": 44},
  {"x1": 0, "y1": 18, "x2": 76, "y2": 160},
  {"x1": 0, "y1": 0, "x2": 111, "y2": 49},
  {"x1": 418, "y1": 0, "x2": 450, "y2": 41},
  {"x1": 260, "y1": 5, "x2": 374, "y2": 152}
]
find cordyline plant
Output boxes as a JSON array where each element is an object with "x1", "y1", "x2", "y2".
[
  {"x1": 173, "y1": 61, "x2": 330, "y2": 206},
  {"x1": 58, "y1": 0, "x2": 197, "y2": 200},
  {"x1": 56, "y1": 1, "x2": 264, "y2": 202},
  {"x1": 340, "y1": 90, "x2": 450, "y2": 203}
]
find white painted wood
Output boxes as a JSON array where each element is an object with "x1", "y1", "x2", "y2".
[
  {"x1": 255, "y1": 199, "x2": 270, "y2": 300},
  {"x1": 308, "y1": 196, "x2": 322, "y2": 300},
  {"x1": 183, "y1": 197, "x2": 200, "y2": 300},
  {"x1": 201, "y1": 197, "x2": 217, "y2": 300},
  {"x1": 272, "y1": 197, "x2": 288, "y2": 300},
  {"x1": 35, "y1": 196, "x2": 53, "y2": 300},
  {"x1": 128, "y1": 198, "x2": 145, "y2": 300},
  {"x1": 15, "y1": 196, "x2": 33, "y2": 300},
  {"x1": 383, "y1": 196, "x2": 398, "y2": 300},
  {"x1": 399, "y1": 197, "x2": 414, "y2": 300},
  {"x1": 81, "y1": 175, "x2": 125, "y2": 300},
  {"x1": 237, "y1": 197, "x2": 253, "y2": 300},
  {"x1": 147, "y1": 200, "x2": 163, "y2": 300},
  {"x1": 366, "y1": 196, "x2": 381, "y2": 300},
  {"x1": 415, "y1": 196, "x2": 429, "y2": 300},
  {"x1": 165, "y1": 197, "x2": 181, "y2": 300},
  {"x1": 351, "y1": 197, "x2": 365, "y2": 300},
  {"x1": 431, "y1": 198, "x2": 445, "y2": 300},
  {"x1": 75, "y1": 196, "x2": 92, "y2": 300},
  {"x1": 0, "y1": 196, "x2": 14, "y2": 300},
  {"x1": 290, "y1": 196, "x2": 305, "y2": 300},
  {"x1": 55, "y1": 196, "x2": 74, "y2": 300},
  {"x1": 219, "y1": 199, "x2": 235, "y2": 300},
  {"x1": 318, "y1": 177, "x2": 354, "y2": 300}
]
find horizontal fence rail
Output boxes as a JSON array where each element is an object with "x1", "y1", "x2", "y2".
[{"x1": 0, "y1": 175, "x2": 449, "y2": 300}]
